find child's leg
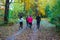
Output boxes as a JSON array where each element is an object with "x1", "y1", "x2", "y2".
[
  {"x1": 19, "y1": 22, "x2": 21, "y2": 30},
  {"x1": 29, "y1": 23, "x2": 30, "y2": 28},
  {"x1": 29, "y1": 23, "x2": 32, "y2": 29},
  {"x1": 37, "y1": 22, "x2": 40, "y2": 29},
  {"x1": 21, "y1": 22, "x2": 23, "y2": 29}
]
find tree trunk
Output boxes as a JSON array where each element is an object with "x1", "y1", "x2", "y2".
[{"x1": 4, "y1": 0, "x2": 9, "y2": 24}]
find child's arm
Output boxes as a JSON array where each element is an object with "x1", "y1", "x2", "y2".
[{"x1": 22, "y1": 18, "x2": 24, "y2": 21}]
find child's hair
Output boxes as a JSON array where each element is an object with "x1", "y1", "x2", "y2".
[
  {"x1": 29, "y1": 15, "x2": 32, "y2": 17},
  {"x1": 20, "y1": 16, "x2": 22, "y2": 19}
]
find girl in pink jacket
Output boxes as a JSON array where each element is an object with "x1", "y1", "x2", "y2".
[{"x1": 27, "y1": 16, "x2": 33, "y2": 29}]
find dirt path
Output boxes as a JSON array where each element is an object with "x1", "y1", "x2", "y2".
[{"x1": 6, "y1": 19, "x2": 60, "y2": 40}]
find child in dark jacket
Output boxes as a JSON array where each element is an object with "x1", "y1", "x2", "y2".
[{"x1": 36, "y1": 15, "x2": 41, "y2": 29}]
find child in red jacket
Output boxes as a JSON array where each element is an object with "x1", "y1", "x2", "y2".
[{"x1": 27, "y1": 16, "x2": 33, "y2": 29}]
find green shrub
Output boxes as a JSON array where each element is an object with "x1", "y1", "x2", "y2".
[{"x1": 49, "y1": 0, "x2": 60, "y2": 32}]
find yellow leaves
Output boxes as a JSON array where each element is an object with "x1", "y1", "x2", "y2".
[
  {"x1": 25, "y1": 0, "x2": 30, "y2": 11},
  {"x1": 14, "y1": 0, "x2": 19, "y2": 2},
  {"x1": 41, "y1": 10, "x2": 45, "y2": 15},
  {"x1": 48, "y1": 0, "x2": 56, "y2": 11},
  {"x1": 25, "y1": 0, "x2": 35, "y2": 11},
  {"x1": 39, "y1": 8, "x2": 45, "y2": 16},
  {"x1": 14, "y1": 0, "x2": 24, "y2": 3},
  {"x1": 37, "y1": 0, "x2": 48, "y2": 15},
  {"x1": 38, "y1": 0, "x2": 48, "y2": 8},
  {"x1": 49, "y1": 0, "x2": 56, "y2": 6},
  {"x1": 14, "y1": 0, "x2": 56, "y2": 16},
  {"x1": 24, "y1": 0, "x2": 38, "y2": 12}
]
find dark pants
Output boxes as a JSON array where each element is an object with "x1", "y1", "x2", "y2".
[
  {"x1": 29, "y1": 23, "x2": 32, "y2": 29},
  {"x1": 19, "y1": 22, "x2": 23, "y2": 29},
  {"x1": 37, "y1": 22, "x2": 40, "y2": 29}
]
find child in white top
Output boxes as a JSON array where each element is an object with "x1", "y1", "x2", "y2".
[{"x1": 18, "y1": 16, "x2": 24, "y2": 29}]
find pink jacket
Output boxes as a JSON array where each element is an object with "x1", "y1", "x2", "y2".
[{"x1": 27, "y1": 17, "x2": 33, "y2": 23}]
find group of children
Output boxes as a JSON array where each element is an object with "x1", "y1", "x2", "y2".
[{"x1": 18, "y1": 15, "x2": 41, "y2": 30}]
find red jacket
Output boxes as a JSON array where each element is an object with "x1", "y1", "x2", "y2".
[{"x1": 27, "y1": 17, "x2": 33, "y2": 23}]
